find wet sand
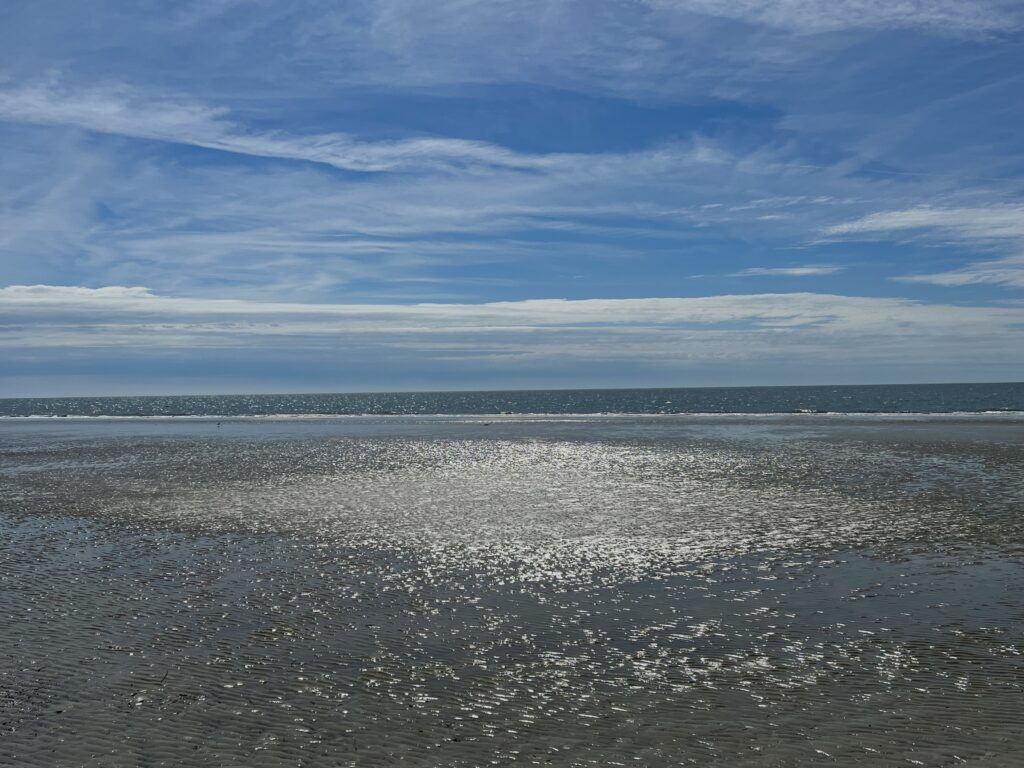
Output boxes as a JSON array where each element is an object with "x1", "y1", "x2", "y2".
[{"x1": 2, "y1": 415, "x2": 1023, "y2": 766}]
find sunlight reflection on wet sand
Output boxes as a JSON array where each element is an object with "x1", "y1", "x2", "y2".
[{"x1": 2, "y1": 416, "x2": 1022, "y2": 766}]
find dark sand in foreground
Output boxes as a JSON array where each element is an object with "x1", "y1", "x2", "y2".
[{"x1": 2, "y1": 415, "x2": 1022, "y2": 766}]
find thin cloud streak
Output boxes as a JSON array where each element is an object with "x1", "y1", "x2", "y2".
[
  {"x1": 729, "y1": 265, "x2": 843, "y2": 277},
  {"x1": 830, "y1": 205, "x2": 1024, "y2": 290},
  {"x1": 3, "y1": 286, "x2": 1021, "y2": 393},
  {"x1": 828, "y1": 205, "x2": 1024, "y2": 241},
  {"x1": 3, "y1": 284, "x2": 1021, "y2": 348},
  {"x1": 644, "y1": 0, "x2": 1024, "y2": 34},
  {"x1": 0, "y1": 81, "x2": 585, "y2": 173},
  {"x1": 898, "y1": 255, "x2": 1024, "y2": 289}
]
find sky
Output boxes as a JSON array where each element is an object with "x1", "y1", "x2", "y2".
[{"x1": 2, "y1": 0, "x2": 1024, "y2": 396}]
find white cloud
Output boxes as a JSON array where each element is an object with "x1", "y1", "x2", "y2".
[
  {"x1": 4, "y1": 286, "x2": 1023, "y2": 393},
  {"x1": 898, "y1": 254, "x2": 1024, "y2": 289},
  {"x1": 0, "y1": 81, "x2": 581, "y2": 174},
  {"x1": 829, "y1": 206, "x2": 1024, "y2": 290},
  {"x1": 827, "y1": 205, "x2": 1024, "y2": 241},
  {"x1": 730, "y1": 265, "x2": 843, "y2": 277},
  {"x1": 2, "y1": 286, "x2": 1021, "y2": 364},
  {"x1": 289, "y1": 0, "x2": 1024, "y2": 104},
  {"x1": 645, "y1": 0, "x2": 1024, "y2": 34},
  {"x1": 0, "y1": 107, "x2": 880, "y2": 301}
]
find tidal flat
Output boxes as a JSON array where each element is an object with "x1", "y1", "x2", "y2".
[{"x1": 2, "y1": 415, "x2": 1022, "y2": 766}]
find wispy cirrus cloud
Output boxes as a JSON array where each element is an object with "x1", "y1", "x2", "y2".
[
  {"x1": 3, "y1": 79, "x2": 1017, "y2": 308},
  {"x1": 898, "y1": 255, "x2": 1024, "y2": 289},
  {"x1": 829, "y1": 205, "x2": 1024, "y2": 290},
  {"x1": 827, "y1": 205, "x2": 1024, "y2": 241},
  {"x1": 0, "y1": 80, "x2": 579, "y2": 174},
  {"x1": 646, "y1": 0, "x2": 1024, "y2": 35},
  {"x1": 0, "y1": 97, "x2": 877, "y2": 302},
  {"x1": 729, "y1": 265, "x2": 843, "y2": 277}
]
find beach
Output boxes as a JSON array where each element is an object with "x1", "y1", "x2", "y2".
[{"x1": 2, "y1": 413, "x2": 1023, "y2": 766}]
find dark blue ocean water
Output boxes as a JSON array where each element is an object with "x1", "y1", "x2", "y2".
[{"x1": 1, "y1": 382, "x2": 1022, "y2": 417}]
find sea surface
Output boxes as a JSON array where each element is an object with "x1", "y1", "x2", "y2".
[
  {"x1": 2, "y1": 386, "x2": 1023, "y2": 766},
  {"x1": 2, "y1": 381, "x2": 1024, "y2": 418}
]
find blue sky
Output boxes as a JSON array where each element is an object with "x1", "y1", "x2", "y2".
[{"x1": 2, "y1": 0, "x2": 1024, "y2": 395}]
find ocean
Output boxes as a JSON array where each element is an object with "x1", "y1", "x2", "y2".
[
  {"x1": 2, "y1": 384, "x2": 1022, "y2": 766},
  {"x1": 2, "y1": 381, "x2": 1023, "y2": 417}
]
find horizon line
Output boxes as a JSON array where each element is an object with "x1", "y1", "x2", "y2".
[{"x1": 2, "y1": 380, "x2": 1022, "y2": 402}]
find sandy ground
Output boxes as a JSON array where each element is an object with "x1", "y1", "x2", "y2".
[{"x1": 2, "y1": 415, "x2": 1022, "y2": 766}]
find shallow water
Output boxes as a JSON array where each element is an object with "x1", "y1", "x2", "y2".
[{"x1": 2, "y1": 415, "x2": 1023, "y2": 766}]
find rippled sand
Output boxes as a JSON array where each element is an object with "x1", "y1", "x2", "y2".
[{"x1": 2, "y1": 415, "x2": 1022, "y2": 766}]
